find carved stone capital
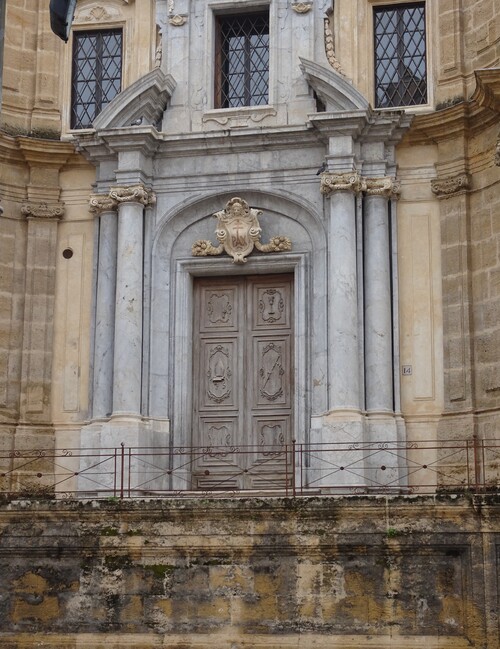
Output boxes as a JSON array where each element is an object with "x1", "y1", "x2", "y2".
[
  {"x1": 320, "y1": 172, "x2": 363, "y2": 195},
  {"x1": 89, "y1": 194, "x2": 118, "y2": 215},
  {"x1": 292, "y1": 2, "x2": 313, "y2": 13},
  {"x1": 362, "y1": 177, "x2": 396, "y2": 198},
  {"x1": 169, "y1": 14, "x2": 187, "y2": 26},
  {"x1": 431, "y1": 173, "x2": 470, "y2": 198},
  {"x1": 109, "y1": 185, "x2": 156, "y2": 207},
  {"x1": 21, "y1": 202, "x2": 65, "y2": 219}
]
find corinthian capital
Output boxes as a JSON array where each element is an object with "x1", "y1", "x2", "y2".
[
  {"x1": 431, "y1": 173, "x2": 470, "y2": 198},
  {"x1": 89, "y1": 194, "x2": 118, "y2": 215},
  {"x1": 109, "y1": 185, "x2": 156, "y2": 207},
  {"x1": 320, "y1": 172, "x2": 363, "y2": 196},
  {"x1": 21, "y1": 202, "x2": 65, "y2": 219},
  {"x1": 362, "y1": 177, "x2": 397, "y2": 198}
]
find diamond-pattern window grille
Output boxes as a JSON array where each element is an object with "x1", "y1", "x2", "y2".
[
  {"x1": 374, "y1": 4, "x2": 427, "y2": 108},
  {"x1": 71, "y1": 30, "x2": 122, "y2": 129},
  {"x1": 215, "y1": 12, "x2": 269, "y2": 109}
]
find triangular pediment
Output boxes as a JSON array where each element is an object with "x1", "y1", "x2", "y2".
[
  {"x1": 93, "y1": 68, "x2": 176, "y2": 130},
  {"x1": 300, "y1": 58, "x2": 370, "y2": 111}
]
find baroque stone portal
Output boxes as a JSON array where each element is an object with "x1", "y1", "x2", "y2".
[{"x1": 192, "y1": 197, "x2": 292, "y2": 264}]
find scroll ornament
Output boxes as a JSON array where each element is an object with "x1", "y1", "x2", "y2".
[
  {"x1": 21, "y1": 202, "x2": 65, "y2": 219},
  {"x1": 320, "y1": 172, "x2": 363, "y2": 195},
  {"x1": 192, "y1": 197, "x2": 292, "y2": 264},
  {"x1": 109, "y1": 185, "x2": 156, "y2": 206},
  {"x1": 431, "y1": 173, "x2": 470, "y2": 198},
  {"x1": 89, "y1": 194, "x2": 118, "y2": 214}
]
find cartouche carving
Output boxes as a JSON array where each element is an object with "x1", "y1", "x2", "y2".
[
  {"x1": 192, "y1": 197, "x2": 292, "y2": 264},
  {"x1": 292, "y1": 2, "x2": 313, "y2": 13},
  {"x1": 89, "y1": 194, "x2": 118, "y2": 214},
  {"x1": 169, "y1": 14, "x2": 187, "y2": 26},
  {"x1": 320, "y1": 172, "x2": 363, "y2": 195},
  {"x1": 21, "y1": 202, "x2": 65, "y2": 219},
  {"x1": 431, "y1": 173, "x2": 470, "y2": 198},
  {"x1": 109, "y1": 185, "x2": 156, "y2": 206}
]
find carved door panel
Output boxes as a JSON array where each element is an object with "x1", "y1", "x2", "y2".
[{"x1": 192, "y1": 274, "x2": 294, "y2": 490}]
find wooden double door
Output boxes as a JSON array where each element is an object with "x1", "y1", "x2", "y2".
[{"x1": 192, "y1": 274, "x2": 294, "y2": 490}]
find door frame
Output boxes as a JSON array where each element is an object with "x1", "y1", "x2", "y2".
[{"x1": 171, "y1": 253, "x2": 309, "y2": 455}]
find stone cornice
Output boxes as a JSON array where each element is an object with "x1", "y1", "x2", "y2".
[
  {"x1": 89, "y1": 194, "x2": 118, "y2": 215},
  {"x1": 320, "y1": 172, "x2": 363, "y2": 195},
  {"x1": 431, "y1": 173, "x2": 470, "y2": 199},
  {"x1": 109, "y1": 185, "x2": 156, "y2": 207},
  {"x1": 17, "y1": 137, "x2": 75, "y2": 168},
  {"x1": 404, "y1": 69, "x2": 500, "y2": 146},
  {"x1": 21, "y1": 202, "x2": 65, "y2": 219}
]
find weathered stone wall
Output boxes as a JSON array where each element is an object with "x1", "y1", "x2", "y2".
[{"x1": 0, "y1": 496, "x2": 498, "y2": 648}]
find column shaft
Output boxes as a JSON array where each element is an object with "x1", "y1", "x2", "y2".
[
  {"x1": 93, "y1": 210, "x2": 117, "y2": 418},
  {"x1": 364, "y1": 193, "x2": 393, "y2": 412},
  {"x1": 113, "y1": 201, "x2": 144, "y2": 414},
  {"x1": 328, "y1": 190, "x2": 360, "y2": 410}
]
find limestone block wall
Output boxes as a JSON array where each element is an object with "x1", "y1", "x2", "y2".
[{"x1": 0, "y1": 495, "x2": 498, "y2": 648}]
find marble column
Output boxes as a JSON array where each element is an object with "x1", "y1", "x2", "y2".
[
  {"x1": 363, "y1": 179, "x2": 394, "y2": 414},
  {"x1": 89, "y1": 195, "x2": 118, "y2": 419},
  {"x1": 109, "y1": 185, "x2": 154, "y2": 416},
  {"x1": 321, "y1": 172, "x2": 363, "y2": 412}
]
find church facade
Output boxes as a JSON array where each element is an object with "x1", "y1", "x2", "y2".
[{"x1": 0, "y1": 0, "x2": 499, "y2": 491}]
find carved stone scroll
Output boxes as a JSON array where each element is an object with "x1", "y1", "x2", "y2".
[
  {"x1": 324, "y1": 10, "x2": 344, "y2": 75},
  {"x1": 320, "y1": 172, "x2": 363, "y2": 195},
  {"x1": 362, "y1": 177, "x2": 396, "y2": 197},
  {"x1": 89, "y1": 194, "x2": 118, "y2": 215},
  {"x1": 431, "y1": 173, "x2": 470, "y2": 198},
  {"x1": 21, "y1": 202, "x2": 65, "y2": 219},
  {"x1": 192, "y1": 197, "x2": 292, "y2": 264},
  {"x1": 109, "y1": 185, "x2": 156, "y2": 206}
]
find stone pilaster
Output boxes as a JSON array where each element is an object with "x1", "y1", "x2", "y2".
[
  {"x1": 89, "y1": 195, "x2": 118, "y2": 419},
  {"x1": 18, "y1": 202, "x2": 64, "y2": 439},
  {"x1": 109, "y1": 185, "x2": 155, "y2": 416}
]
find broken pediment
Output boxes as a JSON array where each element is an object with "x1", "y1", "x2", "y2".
[
  {"x1": 299, "y1": 57, "x2": 370, "y2": 112},
  {"x1": 93, "y1": 68, "x2": 176, "y2": 130}
]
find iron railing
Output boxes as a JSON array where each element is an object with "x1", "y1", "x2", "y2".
[{"x1": 0, "y1": 439, "x2": 499, "y2": 500}]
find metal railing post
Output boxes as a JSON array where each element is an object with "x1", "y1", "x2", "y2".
[{"x1": 120, "y1": 442, "x2": 125, "y2": 499}]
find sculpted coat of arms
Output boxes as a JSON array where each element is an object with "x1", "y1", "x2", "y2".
[{"x1": 192, "y1": 197, "x2": 292, "y2": 264}]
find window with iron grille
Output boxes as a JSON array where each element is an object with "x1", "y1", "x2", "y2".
[
  {"x1": 71, "y1": 29, "x2": 122, "y2": 129},
  {"x1": 215, "y1": 12, "x2": 269, "y2": 109},
  {"x1": 374, "y1": 3, "x2": 427, "y2": 108}
]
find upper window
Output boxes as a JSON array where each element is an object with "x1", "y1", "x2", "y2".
[
  {"x1": 71, "y1": 29, "x2": 122, "y2": 129},
  {"x1": 373, "y1": 3, "x2": 427, "y2": 108},
  {"x1": 215, "y1": 12, "x2": 269, "y2": 109}
]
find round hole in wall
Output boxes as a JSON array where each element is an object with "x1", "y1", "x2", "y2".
[{"x1": 62, "y1": 248, "x2": 73, "y2": 259}]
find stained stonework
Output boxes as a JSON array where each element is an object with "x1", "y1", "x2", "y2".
[{"x1": 0, "y1": 496, "x2": 496, "y2": 647}]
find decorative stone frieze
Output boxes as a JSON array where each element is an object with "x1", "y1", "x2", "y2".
[
  {"x1": 109, "y1": 185, "x2": 156, "y2": 206},
  {"x1": 21, "y1": 202, "x2": 64, "y2": 219},
  {"x1": 192, "y1": 197, "x2": 292, "y2": 264},
  {"x1": 362, "y1": 177, "x2": 396, "y2": 198},
  {"x1": 292, "y1": 2, "x2": 313, "y2": 13},
  {"x1": 431, "y1": 173, "x2": 470, "y2": 198},
  {"x1": 169, "y1": 14, "x2": 187, "y2": 26},
  {"x1": 320, "y1": 172, "x2": 363, "y2": 195},
  {"x1": 89, "y1": 194, "x2": 118, "y2": 215}
]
